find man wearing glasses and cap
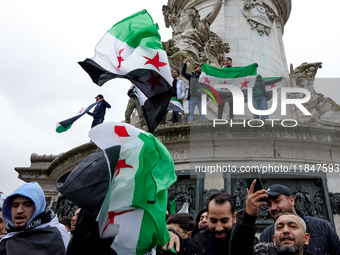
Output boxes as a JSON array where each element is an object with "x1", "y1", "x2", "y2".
[
  {"x1": 259, "y1": 184, "x2": 340, "y2": 255},
  {"x1": 87, "y1": 94, "x2": 111, "y2": 128}
]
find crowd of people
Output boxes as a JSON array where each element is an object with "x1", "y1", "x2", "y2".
[{"x1": 0, "y1": 180, "x2": 339, "y2": 254}]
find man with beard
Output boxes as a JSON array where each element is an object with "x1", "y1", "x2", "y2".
[
  {"x1": 191, "y1": 192, "x2": 236, "y2": 254},
  {"x1": 259, "y1": 184, "x2": 340, "y2": 255},
  {"x1": 0, "y1": 182, "x2": 70, "y2": 255},
  {"x1": 230, "y1": 180, "x2": 314, "y2": 255}
]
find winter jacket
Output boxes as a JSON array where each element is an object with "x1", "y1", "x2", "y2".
[
  {"x1": 230, "y1": 212, "x2": 316, "y2": 255},
  {"x1": 253, "y1": 76, "x2": 282, "y2": 100},
  {"x1": 191, "y1": 227, "x2": 230, "y2": 255},
  {"x1": 0, "y1": 182, "x2": 70, "y2": 255},
  {"x1": 254, "y1": 242, "x2": 315, "y2": 255},
  {"x1": 181, "y1": 63, "x2": 199, "y2": 100},
  {"x1": 259, "y1": 209, "x2": 340, "y2": 255},
  {"x1": 88, "y1": 100, "x2": 111, "y2": 119}
]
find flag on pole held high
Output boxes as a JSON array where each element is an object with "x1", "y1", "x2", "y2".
[
  {"x1": 79, "y1": 10, "x2": 172, "y2": 133},
  {"x1": 89, "y1": 122, "x2": 176, "y2": 254},
  {"x1": 56, "y1": 101, "x2": 99, "y2": 133},
  {"x1": 198, "y1": 63, "x2": 258, "y2": 103}
]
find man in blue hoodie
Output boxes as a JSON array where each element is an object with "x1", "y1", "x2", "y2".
[{"x1": 0, "y1": 182, "x2": 70, "y2": 255}]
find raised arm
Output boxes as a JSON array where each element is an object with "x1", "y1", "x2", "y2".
[{"x1": 205, "y1": 0, "x2": 223, "y2": 25}]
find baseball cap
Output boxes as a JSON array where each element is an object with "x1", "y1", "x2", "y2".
[
  {"x1": 96, "y1": 94, "x2": 103, "y2": 99},
  {"x1": 266, "y1": 184, "x2": 292, "y2": 197}
]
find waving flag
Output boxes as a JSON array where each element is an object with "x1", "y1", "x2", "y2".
[
  {"x1": 56, "y1": 101, "x2": 99, "y2": 133},
  {"x1": 83, "y1": 122, "x2": 175, "y2": 254},
  {"x1": 79, "y1": 10, "x2": 172, "y2": 133},
  {"x1": 198, "y1": 63, "x2": 258, "y2": 103},
  {"x1": 168, "y1": 98, "x2": 184, "y2": 114}
]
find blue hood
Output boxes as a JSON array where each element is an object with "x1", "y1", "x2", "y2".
[{"x1": 2, "y1": 182, "x2": 46, "y2": 227}]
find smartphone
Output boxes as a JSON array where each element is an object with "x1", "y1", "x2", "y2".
[{"x1": 245, "y1": 171, "x2": 264, "y2": 192}]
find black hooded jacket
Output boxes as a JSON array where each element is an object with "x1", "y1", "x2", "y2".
[{"x1": 259, "y1": 209, "x2": 340, "y2": 255}]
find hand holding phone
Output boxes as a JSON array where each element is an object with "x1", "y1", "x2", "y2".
[{"x1": 245, "y1": 179, "x2": 268, "y2": 216}]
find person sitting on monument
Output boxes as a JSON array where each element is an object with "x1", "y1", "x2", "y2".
[
  {"x1": 0, "y1": 182, "x2": 70, "y2": 255},
  {"x1": 259, "y1": 184, "x2": 340, "y2": 255},
  {"x1": 230, "y1": 180, "x2": 315, "y2": 255},
  {"x1": 182, "y1": 57, "x2": 205, "y2": 122}
]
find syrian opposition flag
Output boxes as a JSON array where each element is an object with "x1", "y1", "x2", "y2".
[
  {"x1": 56, "y1": 101, "x2": 99, "y2": 133},
  {"x1": 78, "y1": 10, "x2": 172, "y2": 134},
  {"x1": 198, "y1": 63, "x2": 258, "y2": 103},
  {"x1": 87, "y1": 122, "x2": 176, "y2": 254},
  {"x1": 168, "y1": 98, "x2": 184, "y2": 114}
]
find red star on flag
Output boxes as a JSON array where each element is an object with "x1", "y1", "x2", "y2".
[
  {"x1": 117, "y1": 48, "x2": 125, "y2": 70},
  {"x1": 145, "y1": 71, "x2": 164, "y2": 91},
  {"x1": 143, "y1": 52, "x2": 167, "y2": 71},
  {"x1": 203, "y1": 76, "x2": 211, "y2": 86},
  {"x1": 221, "y1": 80, "x2": 229, "y2": 91},
  {"x1": 240, "y1": 79, "x2": 250, "y2": 89},
  {"x1": 270, "y1": 84, "x2": 276, "y2": 89},
  {"x1": 101, "y1": 209, "x2": 134, "y2": 235},
  {"x1": 114, "y1": 126, "x2": 130, "y2": 137},
  {"x1": 114, "y1": 159, "x2": 133, "y2": 177}
]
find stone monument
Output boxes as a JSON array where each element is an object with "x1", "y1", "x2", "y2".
[{"x1": 15, "y1": 0, "x2": 340, "y2": 235}]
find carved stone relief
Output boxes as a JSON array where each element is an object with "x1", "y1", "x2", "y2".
[
  {"x1": 289, "y1": 62, "x2": 340, "y2": 127},
  {"x1": 168, "y1": 177, "x2": 198, "y2": 215},
  {"x1": 162, "y1": 0, "x2": 230, "y2": 68},
  {"x1": 242, "y1": 0, "x2": 275, "y2": 36},
  {"x1": 330, "y1": 192, "x2": 340, "y2": 214}
]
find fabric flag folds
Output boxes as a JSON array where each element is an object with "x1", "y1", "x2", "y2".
[
  {"x1": 56, "y1": 101, "x2": 99, "y2": 133},
  {"x1": 198, "y1": 63, "x2": 258, "y2": 103},
  {"x1": 168, "y1": 98, "x2": 184, "y2": 114},
  {"x1": 78, "y1": 10, "x2": 172, "y2": 133},
  {"x1": 87, "y1": 122, "x2": 176, "y2": 254}
]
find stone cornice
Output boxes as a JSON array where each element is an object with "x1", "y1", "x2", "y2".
[{"x1": 271, "y1": 0, "x2": 291, "y2": 25}]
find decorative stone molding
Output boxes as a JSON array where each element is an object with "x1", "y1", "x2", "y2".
[
  {"x1": 242, "y1": 0, "x2": 275, "y2": 36},
  {"x1": 330, "y1": 192, "x2": 340, "y2": 214}
]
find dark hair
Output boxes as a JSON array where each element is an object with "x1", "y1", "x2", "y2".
[
  {"x1": 207, "y1": 193, "x2": 236, "y2": 214},
  {"x1": 0, "y1": 208, "x2": 2, "y2": 212},
  {"x1": 195, "y1": 208, "x2": 207, "y2": 228},
  {"x1": 166, "y1": 213, "x2": 195, "y2": 232},
  {"x1": 59, "y1": 215, "x2": 72, "y2": 229},
  {"x1": 225, "y1": 57, "x2": 232, "y2": 62},
  {"x1": 172, "y1": 69, "x2": 179, "y2": 75}
]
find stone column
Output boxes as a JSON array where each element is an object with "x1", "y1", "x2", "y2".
[{"x1": 174, "y1": 0, "x2": 293, "y2": 119}]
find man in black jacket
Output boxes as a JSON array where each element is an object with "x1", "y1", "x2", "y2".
[
  {"x1": 88, "y1": 94, "x2": 111, "y2": 128},
  {"x1": 259, "y1": 184, "x2": 340, "y2": 255},
  {"x1": 191, "y1": 193, "x2": 237, "y2": 255},
  {"x1": 230, "y1": 180, "x2": 315, "y2": 255}
]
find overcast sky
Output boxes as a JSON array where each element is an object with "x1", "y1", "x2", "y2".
[{"x1": 0, "y1": 0, "x2": 339, "y2": 195}]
